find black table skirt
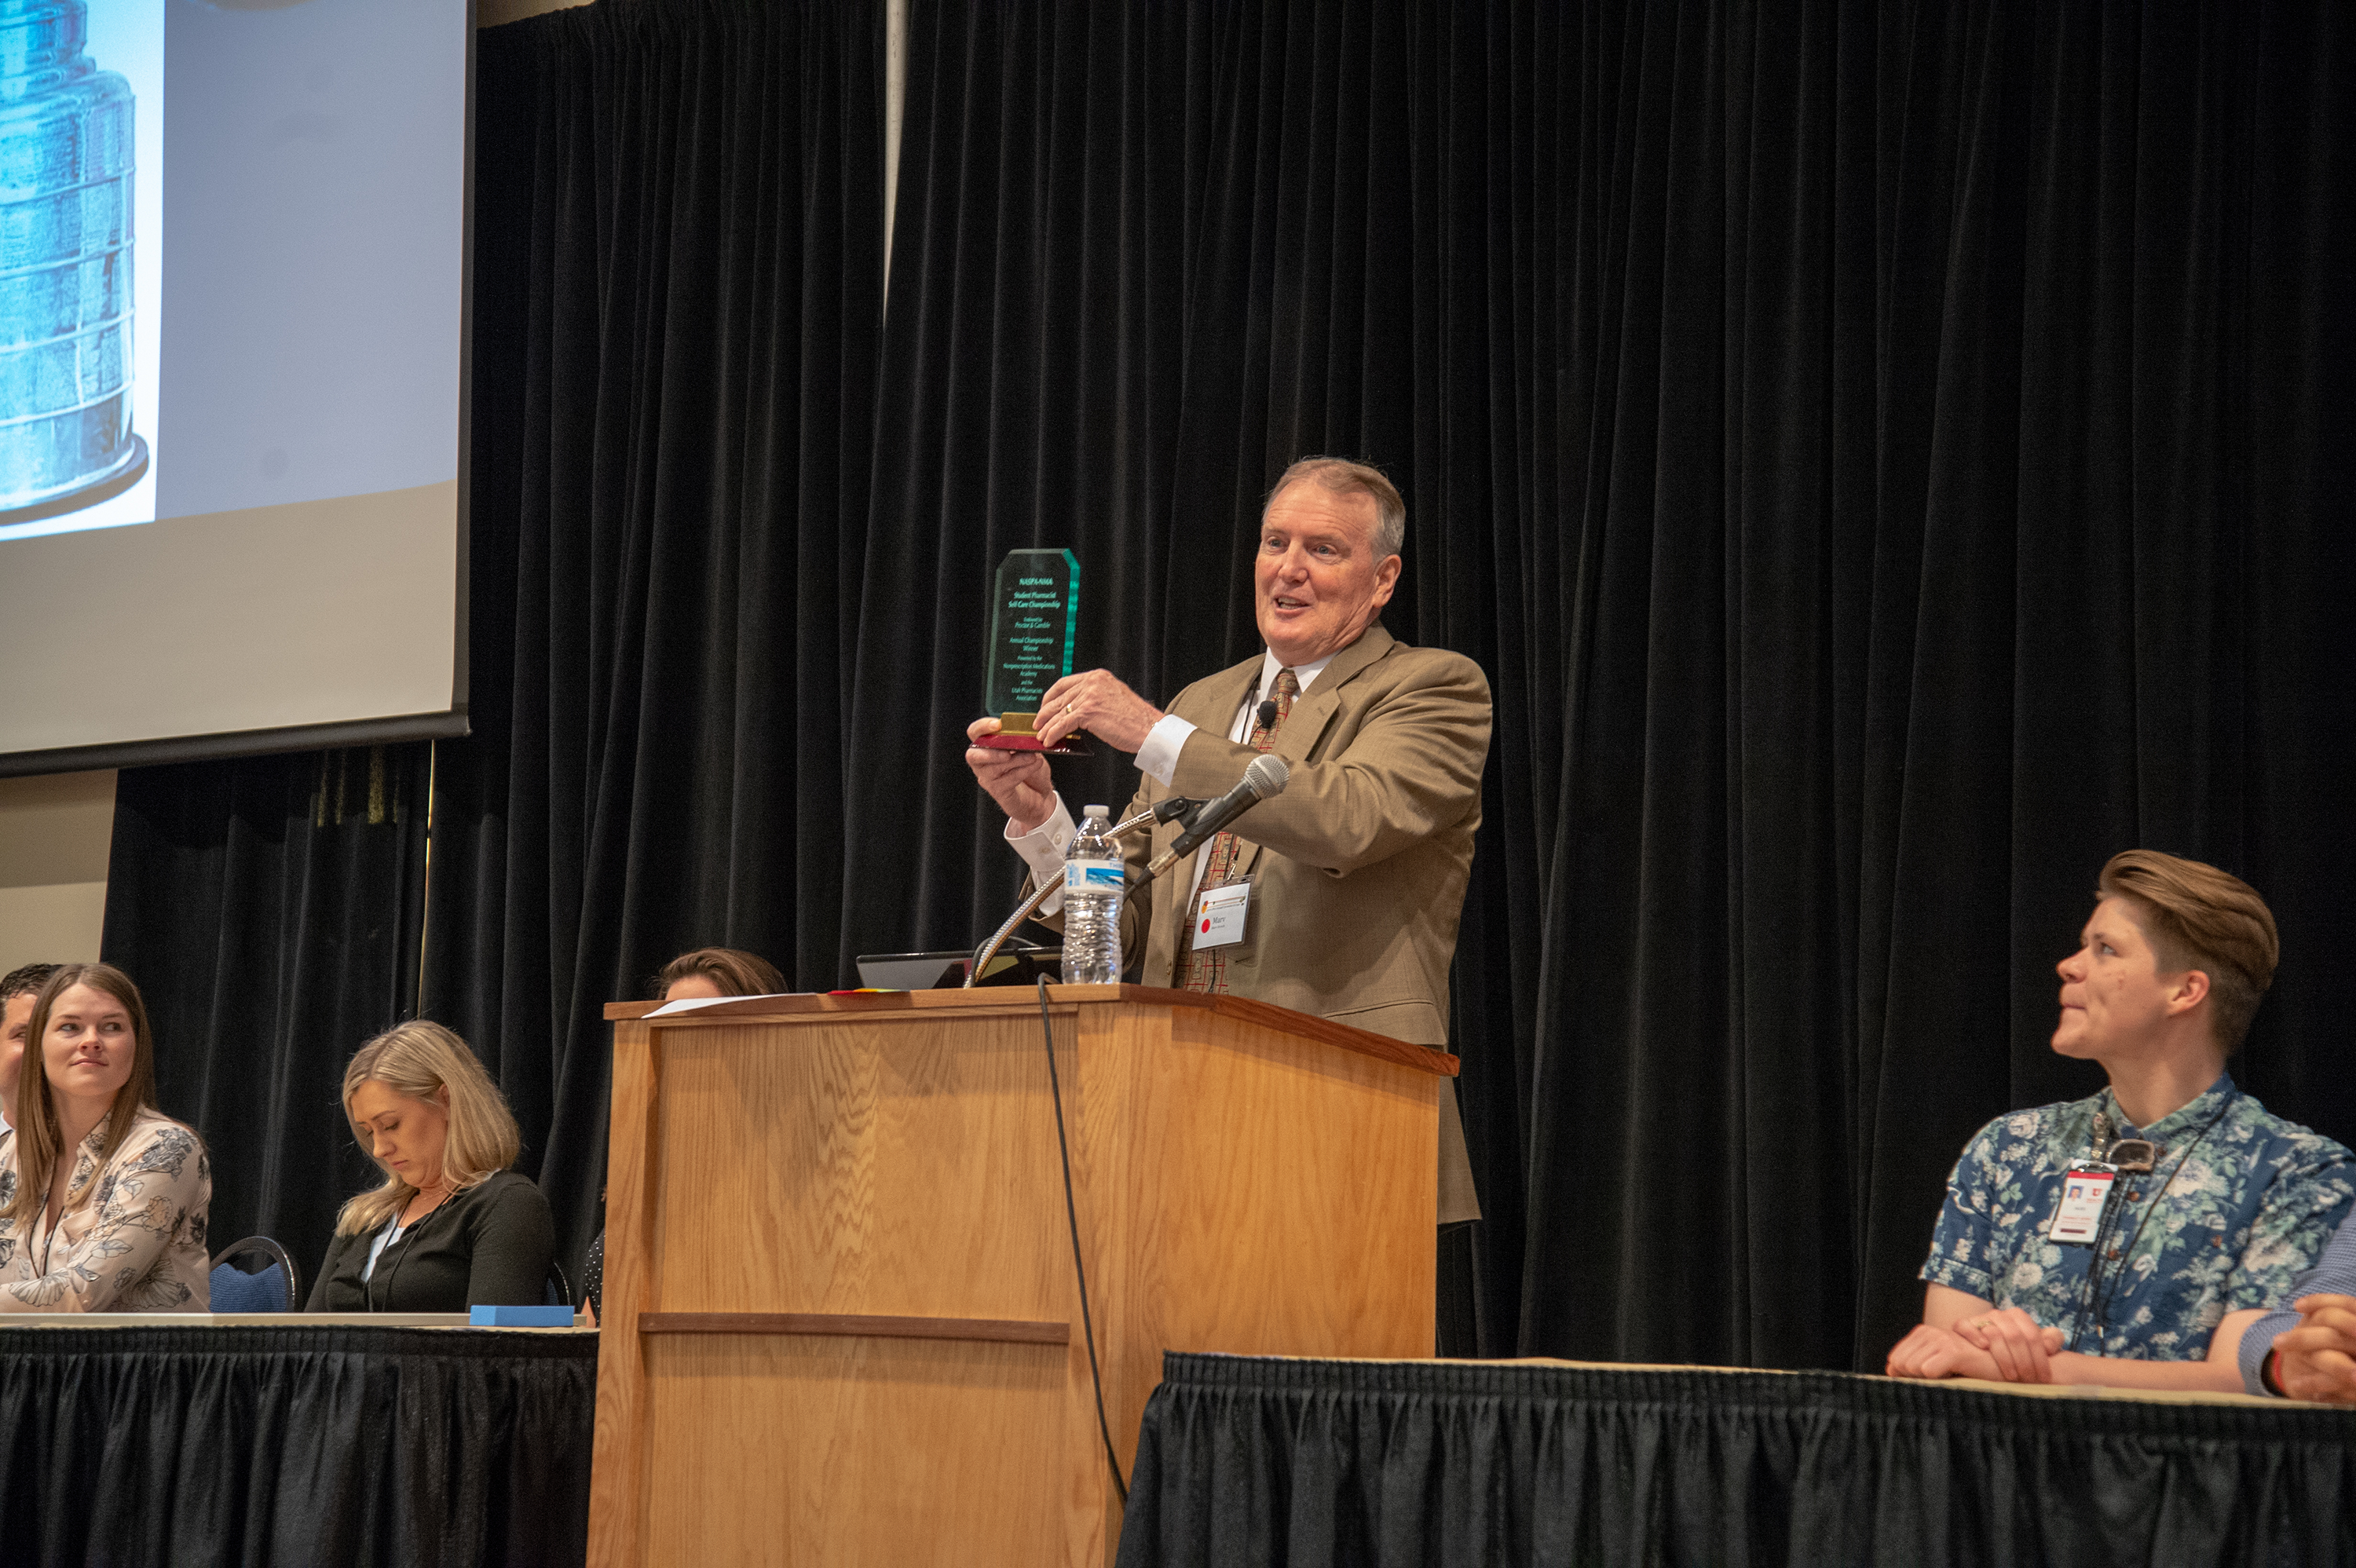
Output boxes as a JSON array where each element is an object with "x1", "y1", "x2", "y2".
[
  {"x1": 1115, "y1": 1353, "x2": 2356, "y2": 1568},
  {"x1": 0, "y1": 1325, "x2": 596, "y2": 1568}
]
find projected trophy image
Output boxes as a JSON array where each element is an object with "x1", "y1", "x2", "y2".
[{"x1": 0, "y1": 0, "x2": 148, "y2": 523}]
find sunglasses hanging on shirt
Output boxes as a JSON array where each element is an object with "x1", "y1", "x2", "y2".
[
  {"x1": 2061, "y1": 1098, "x2": 2234, "y2": 1351},
  {"x1": 2093, "y1": 1109, "x2": 2160, "y2": 1173}
]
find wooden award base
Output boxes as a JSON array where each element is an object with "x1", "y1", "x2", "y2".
[{"x1": 975, "y1": 712, "x2": 1090, "y2": 755}]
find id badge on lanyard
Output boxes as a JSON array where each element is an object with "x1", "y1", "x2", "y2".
[
  {"x1": 2048, "y1": 1166, "x2": 2119, "y2": 1245},
  {"x1": 1191, "y1": 880, "x2": 1251, "y2": 948}
]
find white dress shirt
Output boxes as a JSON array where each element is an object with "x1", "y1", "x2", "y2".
[{"x1": 1006, "y1": 649, "x2": 1337, "y2": 914}]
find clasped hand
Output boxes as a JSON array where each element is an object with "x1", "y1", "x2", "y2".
[
  {"x1": 2274, "y1": 1293, "x2": 2356, "y2": 1402},
  {"x1": 1886, "y1": 1308, "x2": 2065, "y2": 1383},
  {"x1": 964, "y1": 669, "x2": 1165, "y2": 835}
]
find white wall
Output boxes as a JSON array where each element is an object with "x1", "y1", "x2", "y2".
[{"x1": 0, "y1": 772, "x2": 115, "y2": 975}]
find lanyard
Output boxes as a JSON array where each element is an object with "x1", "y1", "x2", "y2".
[
  {"x1": 368, "y1": 1188, "x2": 452, "y2": 1311},
  {"x1": 2065, "y1": 1094, "x2": 2234, "y2": 1351}
]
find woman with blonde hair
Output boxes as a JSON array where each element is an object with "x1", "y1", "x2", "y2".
[
  {"x1": 0, "y1": 963, "x2": 210, "y2": 1312},
  {"x1": 306, "y1": 1021, "x2": 554, "y2": 1311}
]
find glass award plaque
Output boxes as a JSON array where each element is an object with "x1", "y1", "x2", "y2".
[{"x1": 977, "y1": 548, "x2": 1086, "y2": 753}]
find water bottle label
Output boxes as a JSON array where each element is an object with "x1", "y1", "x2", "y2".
[{"x1": 1063, "y1": 859, "x2": 1125, "y2": 894}]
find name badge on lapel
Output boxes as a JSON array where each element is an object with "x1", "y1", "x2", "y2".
[
  {"x1": 1192, "y1": 881, "x2": 1251, "y2": 949},
  {"x1": 2048, "y1": 1167, "x2": 2117, "y2": 1244}
]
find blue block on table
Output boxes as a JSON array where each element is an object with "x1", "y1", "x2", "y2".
[{"x1": 469, "y1": 1304, "x2": 576, "y2": 1327}]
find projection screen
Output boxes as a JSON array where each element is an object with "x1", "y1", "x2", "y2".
[{"x1": 0, "y1": 0, "x2": 471, "y2": 775}]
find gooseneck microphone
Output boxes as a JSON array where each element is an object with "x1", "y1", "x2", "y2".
[
  {"x1": 964, "y1": 759, "x2": 1287, "y2": 987},
  {"x1": 964, "y1": 793, "x2": 1208, "y2": 986},
  {"x1": 1147, "y1": 753, "x2": 1290, "y2": 876}
]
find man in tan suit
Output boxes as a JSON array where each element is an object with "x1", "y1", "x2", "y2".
[{"x1": 964, "y1": 457, "x2": 1491, "y2": 1222}]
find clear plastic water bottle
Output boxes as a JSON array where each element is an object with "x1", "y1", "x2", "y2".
[
  {"x1": 0, "y1": 0, "x2": 147, "y2": 520},
  {"x1": 1060, "y1": 804, "x2": 1124, "y2": 983}
]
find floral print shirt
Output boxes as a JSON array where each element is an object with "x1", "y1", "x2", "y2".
[
  {"x1": 1920, "y1": 1075, "x2": 2354, "y2": 1361},
  {"x1": 0, "y1": 1109, "x2": 212, "y2": 1312}
]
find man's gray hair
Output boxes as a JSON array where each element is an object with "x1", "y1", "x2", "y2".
[{"x1": 1267, "y1": 456, "x2": 1406, "y2": 561}]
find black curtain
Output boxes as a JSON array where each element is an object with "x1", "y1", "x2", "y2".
[
  {"x1": 419, "y1": 0, "x2": 885, "y2": 1274},
  {"x1": 99, "y1": 0, "x2": 2354, "y2": 1376},
  {"x1": 102, "y1": 746, "x2": 429, "y2": 1278},
  {"x1": 865, "y1": 0, "x2": 2356, "y2": 1370}
]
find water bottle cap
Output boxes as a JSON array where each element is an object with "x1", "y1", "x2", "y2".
[{"x1": 1084, "y1": 805, "x2": 1110, "y2": 817}]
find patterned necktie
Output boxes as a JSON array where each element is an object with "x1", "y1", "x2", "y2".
[{"x1": 1176, "y1": 667, "x2": 1298, "y2": 993}]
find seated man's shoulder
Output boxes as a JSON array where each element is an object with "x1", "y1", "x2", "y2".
[
  {"x1": 1955, "y1": 1095, "x2": 2098, "y2": 1169},
  {"x1": 2224, "y1": 1097, "x2": 2356, "y2": 1198},
  {"x1": 2226, "y1": 1094, "x2": 2355, "y2": 1161},
  {"x1": 1922, "y1": 1098, "x2": 2094, "y2": 1296}
]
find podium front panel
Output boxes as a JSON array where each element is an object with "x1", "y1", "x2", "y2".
[{"x1": 588, "y1": 987, "x2": 1445, "y2": 1567}]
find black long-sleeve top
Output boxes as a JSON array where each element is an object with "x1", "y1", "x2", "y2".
[{"x1": 305, "y1": 1170, "x2": 556, "y2": 1313}]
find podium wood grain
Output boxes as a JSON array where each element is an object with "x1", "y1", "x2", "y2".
[{"x1": 586, "y1": 985, "x2": 1443, "y2": 1566}]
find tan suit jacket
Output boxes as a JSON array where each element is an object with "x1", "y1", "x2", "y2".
[{"x1": 1113, "y1": 624, "x2": 1491, "y2": 1220}]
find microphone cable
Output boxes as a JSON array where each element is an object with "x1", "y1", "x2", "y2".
[{"x1": 1036, "y1": 975, "x2": 1129, "y2": 1503}]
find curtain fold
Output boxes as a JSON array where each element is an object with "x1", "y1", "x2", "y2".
[
  {"x1": 847, "y1": 0, "x2": 1202, "y2": 959},
  {"x1": 419, "y1": 0, "x2": 886, "y2": 1273}
]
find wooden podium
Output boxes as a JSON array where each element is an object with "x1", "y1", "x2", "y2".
[{"x1": 587, "y1": 984, "x2": 1450, "y2": 1566}]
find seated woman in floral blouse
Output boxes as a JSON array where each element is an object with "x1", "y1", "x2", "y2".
[
  {"x1": 0, "y1": 963, "x2": 212, "y2": 1312},
  {"x1": 1886, "y1": 851, "x2": 2354, "y2": 1391}
]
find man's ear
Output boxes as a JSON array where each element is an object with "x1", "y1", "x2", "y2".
[{"x1": 2165, "y1": 968, "x2": 2213, "y2": 1018}]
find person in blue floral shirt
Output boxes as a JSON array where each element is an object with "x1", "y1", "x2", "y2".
[{"x1": 1887, "y1": 850, "x2": 2354, "y2": 1391}]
